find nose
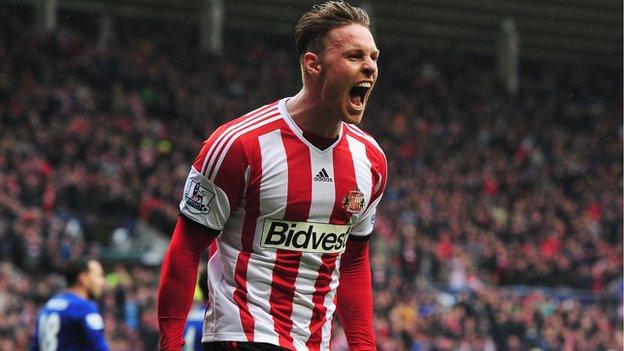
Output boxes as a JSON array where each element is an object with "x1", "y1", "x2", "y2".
[{"x1": 362, "y1": 57, "x2": 377, "y2": 77}]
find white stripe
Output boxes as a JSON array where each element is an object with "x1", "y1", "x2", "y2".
[
  {"x1": 346, "y1": 135, "x2": 373, "y2": 212},
  {"x1": 244, "y1": 129, "x2": 288, "y2": 344},
  {"x1": 320, "y1": 256, "x2": 341, "y2": 350},
  {"x1": 289, "y1": 150, "x2": 336, "y2": 350},
  {"x1": 208, "y1": 113, "x2": 282, "y2": 181},
  {"x1": 308, "y1": 152, "x2": 336, "y2": 222},
  {"x1": 201, "y1": 104, "x2": 278, "y2": 176},
  {"x1": 257, "y1": 129, "x2": 289, "y2": 246},
  {"x1": 244, "y1": 253, "x2": 278, "y2": 342},
  {"x1": 203, "y1": 242, "x2": 245, "y2": 338}
]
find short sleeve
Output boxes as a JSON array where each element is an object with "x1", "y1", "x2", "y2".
[
  {"x1": 179, "y1": 129, "x2": 248, "y2": 231},
  {"x1": 349, "y1": 196, "x2": 382, "y2": 237}
]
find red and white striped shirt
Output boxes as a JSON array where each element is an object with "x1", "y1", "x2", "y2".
[{"x1": 179, "y1": 98, "x2": 387, "y2": 350}]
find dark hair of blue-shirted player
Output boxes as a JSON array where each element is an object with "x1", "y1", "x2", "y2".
[{"x1": 63, "y1": 258, "x2": 106, "y2": 300}]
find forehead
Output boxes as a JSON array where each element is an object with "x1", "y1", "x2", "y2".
[{"x1": 325, "y1": 24, "x2": 378, "y2": 53}]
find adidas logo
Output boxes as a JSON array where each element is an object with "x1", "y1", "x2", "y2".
[{"x1": 313, "y1": 168, "x2": 333, "y2": 182}]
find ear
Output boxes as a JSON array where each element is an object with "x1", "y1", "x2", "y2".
[{"x1": 302, "y1": 52, "x2": 322, "y2": 77}]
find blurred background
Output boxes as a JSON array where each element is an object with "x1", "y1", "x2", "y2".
[{"x1": 0, "y1": 0, "x2": 621, "y2": 350}]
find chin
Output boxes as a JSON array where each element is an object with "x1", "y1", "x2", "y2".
[
  {"x1": 342, "y1": 105, "x2": 365, "y2": 124},
  {"x1": 342, "y1": 113, "x2": 363, "y2": 125}
]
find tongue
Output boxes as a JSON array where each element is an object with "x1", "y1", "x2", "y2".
[{"x1": 349, "y1": 94, "x2": 363, "y2": 106}]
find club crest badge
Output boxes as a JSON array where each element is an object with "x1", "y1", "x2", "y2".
[
  {"x1": 342, "y1": 186, "x2": 365, "y2": 214},
  {"x1": 185, "y1": 180, "x2": 215, "y2": 214}
]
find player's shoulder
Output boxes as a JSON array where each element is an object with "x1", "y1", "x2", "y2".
[
  {"x1": 41, "y1": 293, "x2": 72, "y2": 313},
  {"x1": 343, "y1": 123, "x2": 386, "y2": 161},
  {"x1": 211, "y1": 100, "x2": 283, "y2": 145},
  {"x1": 41, "y1": 292, "x2": 97, "y2": 318},
  {"x1": 222, "y1": 100, "x2": 282, "y2": 128},
  {"x1": 62, "y1": 293, "x2": 99, "y2": 314},
  {"x1": 64, "y1": 296, "x2": 104, "y2": 329}
]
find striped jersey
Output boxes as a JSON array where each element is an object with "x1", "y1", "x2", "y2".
[{"x1": 179, "y1": 98, "x2": 387, "y2": 351}]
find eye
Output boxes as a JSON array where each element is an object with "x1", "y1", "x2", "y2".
[{"x1": 348, "y1": 54, "x2": 362, "y2": 61}]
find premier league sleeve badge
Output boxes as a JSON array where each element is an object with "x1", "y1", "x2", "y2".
[{"x1": 185, "y1": 180, "x2": 215, "y2": 214}]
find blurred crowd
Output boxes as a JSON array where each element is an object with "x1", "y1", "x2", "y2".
[{"x1": 0, "y1": 5, "x2": 621, "y2": 351}]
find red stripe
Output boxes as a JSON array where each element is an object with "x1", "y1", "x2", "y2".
[
  {"x1": 269, "y1": 129, "x2": 312, "y2": 349},
  {"x1": 233, "y1": 253, "x2": 254, "y2": 340},
  {"x1": 206, "y1": 110, "x2": 281, "y2": 179},
  {"x1": 231, "y1": 137, "x2": 263, "y2": 342},
  {"x1": 330, "y1": 138, "x2": 358, "y2": 225},
  {"x1": 306, "y1": 137, "x2": 357, "y2": 350},
  {"x1": 208, "y1": 244, "x2": 218, "y2": 258},
  {"x1": 306, "y1": 255, "x2": 337, "y2": 351}
]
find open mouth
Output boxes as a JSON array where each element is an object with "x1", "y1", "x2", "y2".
[{"x1": 348, "y1": 82, "x2": 372, "y2": 109}]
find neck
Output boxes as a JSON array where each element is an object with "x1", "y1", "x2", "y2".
[
  {"x1": 67, "y1": 286, "x2": 88, "y2": 300},
  {"x1": 285, "y1": 88, "x2": 342, "y2": 138}
]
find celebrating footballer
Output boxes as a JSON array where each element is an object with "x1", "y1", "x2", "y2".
[{"x1": 158, "y1": 1, "x2": 387, "y2": 350}]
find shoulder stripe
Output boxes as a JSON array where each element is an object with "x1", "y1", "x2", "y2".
[
  {"x1": 344, "y1": 124, "x2": 384, "y2": 155},
  {"x1": 207, "y1": 113, "x2": 283, "y2": 181},
  {"x1": 344, "y1": 124, "x2": 374, "y2": 143},
  {"x1": 201, "y1": 104, "x2": 280, "y2": 176},
  {"x1": 200, "y1": 103, "x2": 277, "y2": 175}
]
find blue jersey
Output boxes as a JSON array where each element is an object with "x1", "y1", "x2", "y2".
[
  {"x1": 183, "y1": 304, "x2": 206, "y2": 351},
  {"x1": 29, "y1": 292, "x2": 109, "y2": 351}
]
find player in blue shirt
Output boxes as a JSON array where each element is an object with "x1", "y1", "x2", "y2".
[
  {"x1": 183, "y1": 267, "x2": 208, "y2": 351},
  {"x1": 30, "y1": 258, "x2": 109, "y2": 351},
  {"x1": 184, "y1": 302, "x2": 205, "y2": 351}
]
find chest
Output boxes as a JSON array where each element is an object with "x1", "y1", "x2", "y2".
[{"x1": 249, "y1": 135, "x2": 373, "y2": 224}]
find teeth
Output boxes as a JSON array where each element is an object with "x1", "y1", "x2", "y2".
[{"x1": 355, "y1": 82, "x2": 372, "y2": 88}]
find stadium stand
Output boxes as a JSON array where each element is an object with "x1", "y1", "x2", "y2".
[{"x1": 0, "y1": 4, "x2": 621, "y2": 351}]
